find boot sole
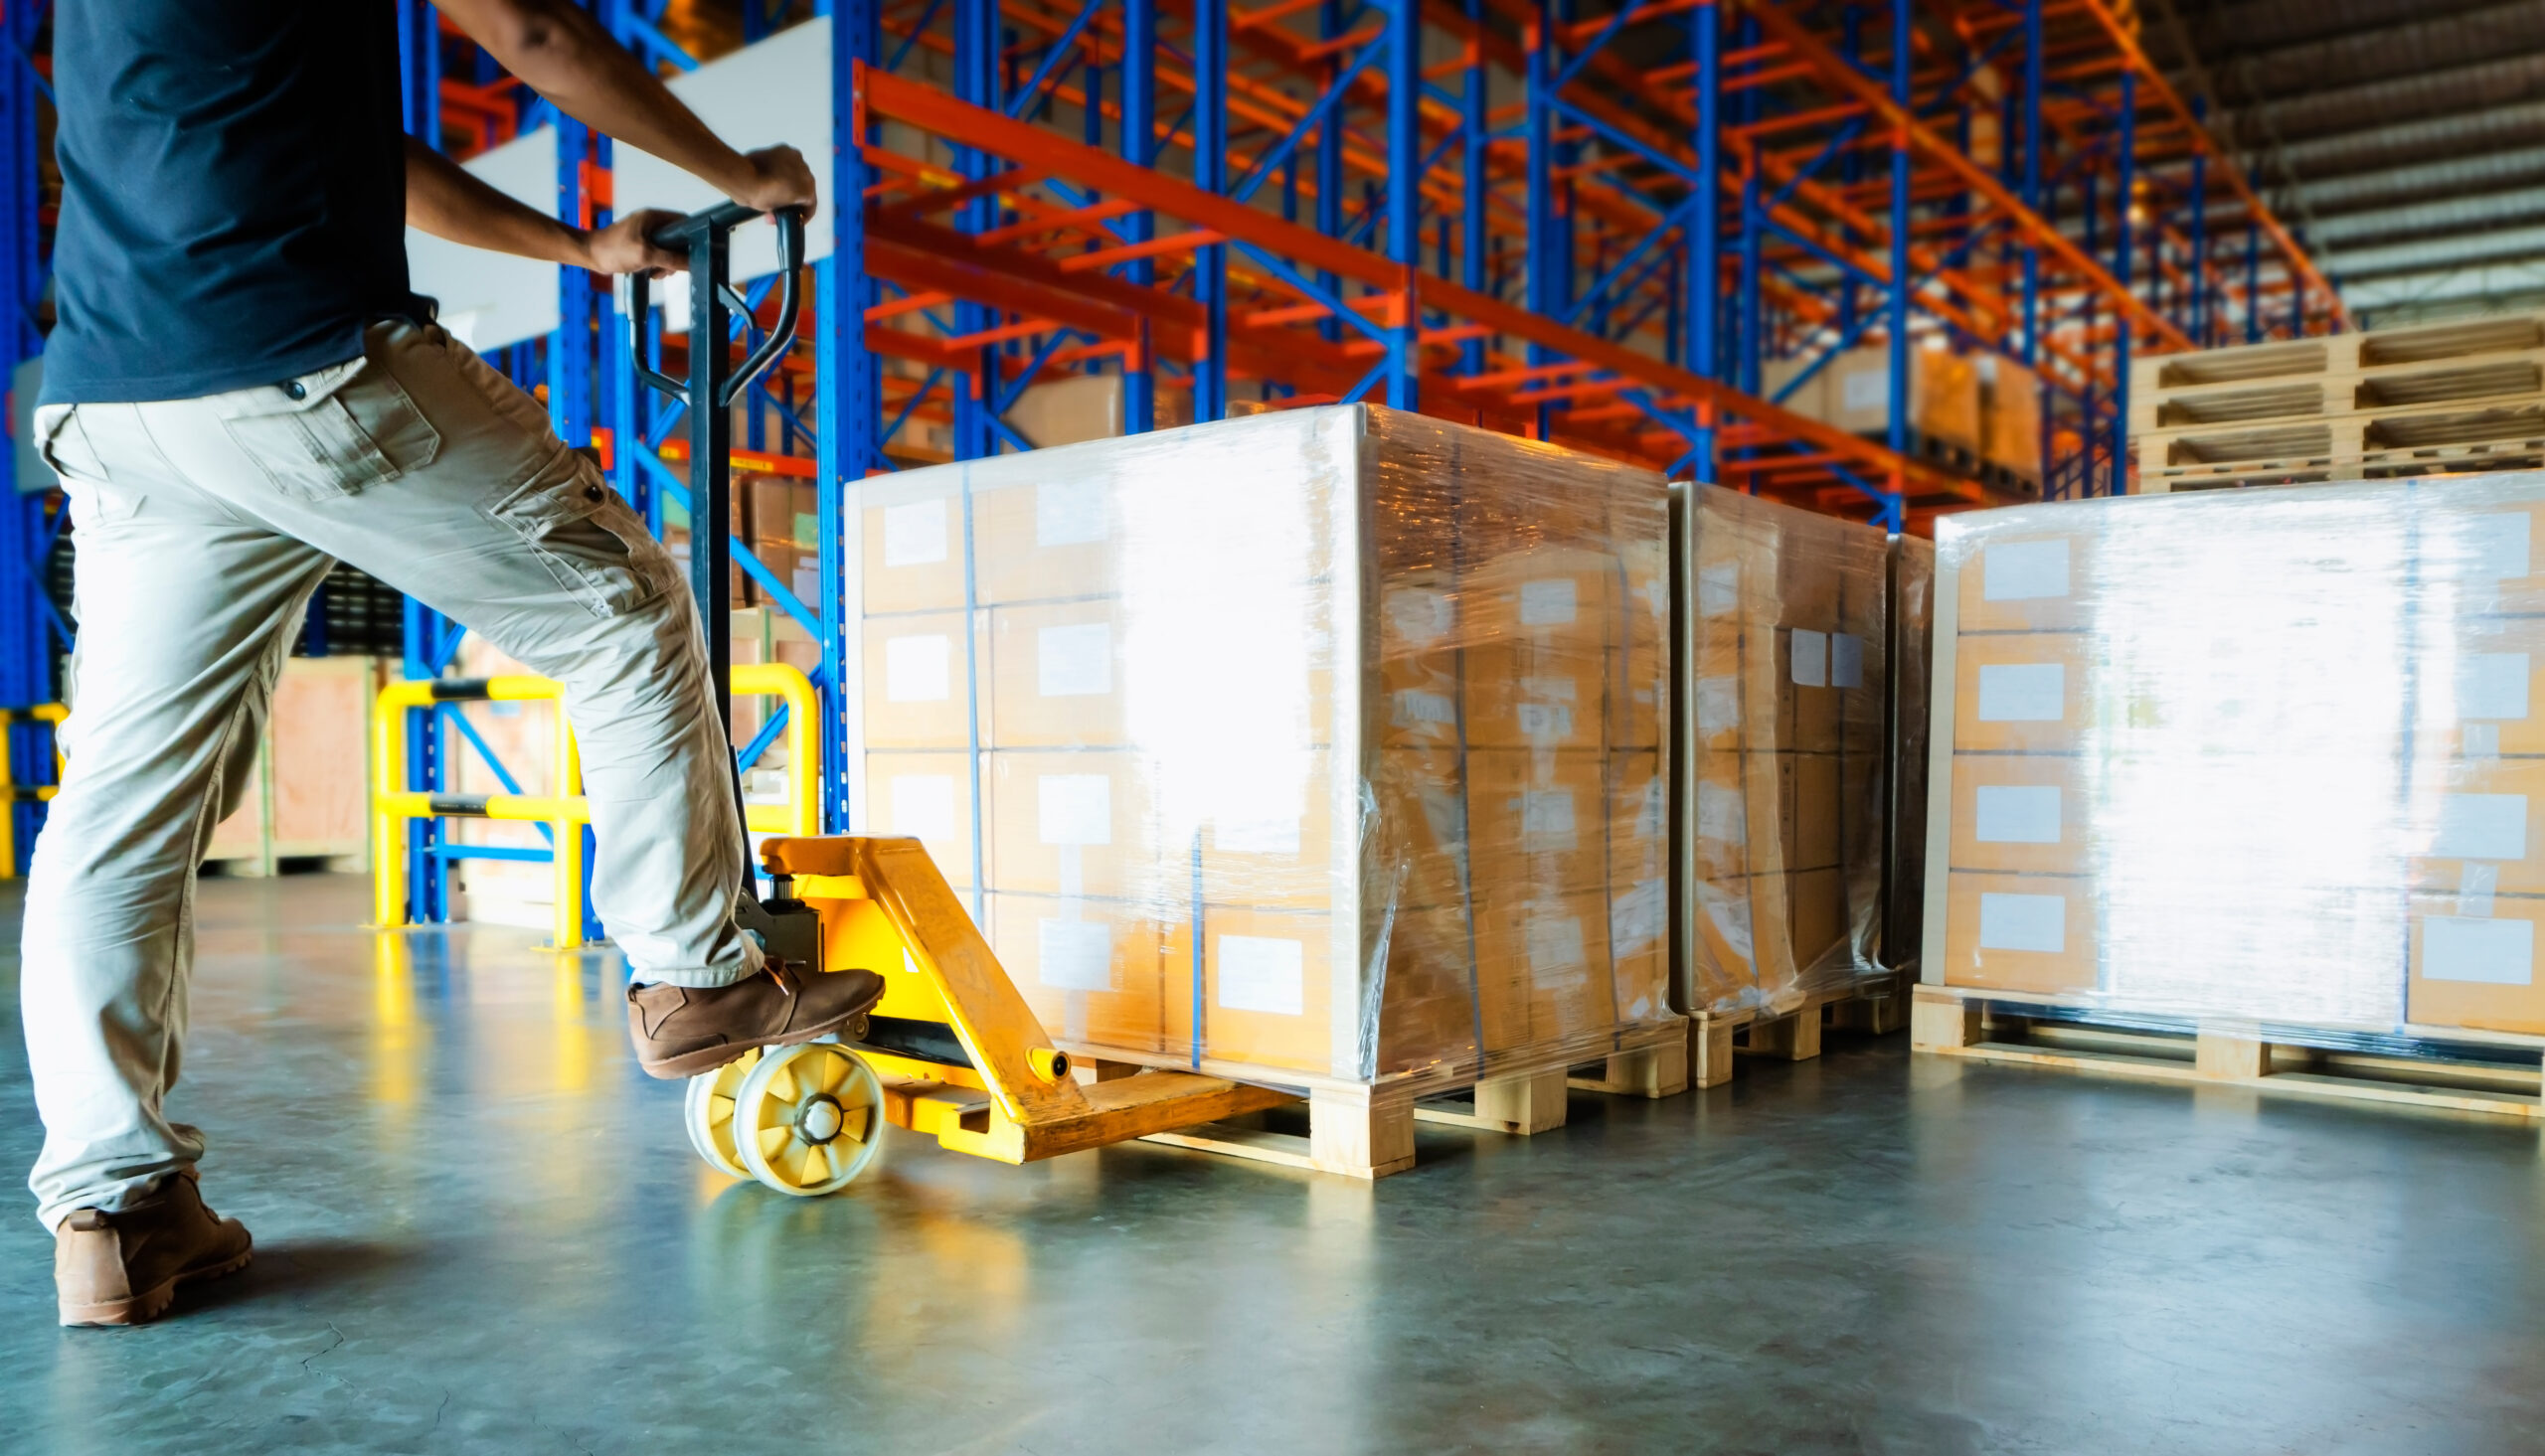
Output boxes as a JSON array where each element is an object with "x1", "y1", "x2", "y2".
[
  {"x1": 60, "y1": 1239, "x2": 254, "y2": 1328},
  {"x1": 636, "y1": 994, "x2": 884, "y2": 1081}
]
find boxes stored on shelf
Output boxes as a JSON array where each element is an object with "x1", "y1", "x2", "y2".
[
  {"x1": 204, "y1": 655, "x2": 387, "y2": 876},
  {"x1": 846, "y1": 404, "x2": 1675, "y2": 1085},
  {"x1": 1825, "y1": 345, "x2": 1982, "y2": 452},
  {"x1": 1923, "y1": 469, "x2": 2545, "y2": 1039},
  {"x1": 1978, "y1": 355, "x2": 2043, "y2": 484},
  {"x1": 1672, "y1": 485, "x2": 1892, "y2": 1018}
]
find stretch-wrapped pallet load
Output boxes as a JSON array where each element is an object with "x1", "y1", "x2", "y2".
[
  {"x1": 1925, "y1": 470, "x2": 2545, "y2": 1037},
  {"x1": 1675, "y1": 485, "x2": 1892, "y2": 1016},
  {"x1": 1886, "y1": 533, "x2": 1937, "y2": 970},
  {"x1": 847, "y1": 404, "x2": 1676, "y2": 1087}
]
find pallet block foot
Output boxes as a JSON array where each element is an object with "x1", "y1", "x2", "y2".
[
  {"x1": 1744, "y1": 1005, "x2": 1822, "y2": 1061},
  {"x1": 1418, "y1": 1065, "x2": 1569, "y2": 1135},
  {"x1": 1911, "y1": 986, "x2": 1983, "y2": 1052},
  {"x1": 2196, "y1": 1027, "x2": 2271, "y2": 1081},
  {"x1": 1691, "y1": 1017, "x2": 1737, "y2": 1088},
  {"x1": 1310, "y1": 1086, "x2": 1417, "y2": 1178},
  {"x1": 1568, "y1": 1038, "x2": 1691, "y2": 1099}
]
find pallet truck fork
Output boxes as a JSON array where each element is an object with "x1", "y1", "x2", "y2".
[{"x1": 637, "y1": 205, "x2": 1288, "y2": 1196}]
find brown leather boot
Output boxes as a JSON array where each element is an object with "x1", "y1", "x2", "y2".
[
  {"x1": 627, "y1": 963, "x2": 887, "y2": 1079},
  {"x1": 55, "y1": 1169, "x2": 254, "y2": 1327}
]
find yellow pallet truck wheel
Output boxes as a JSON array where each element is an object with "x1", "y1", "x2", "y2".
[
  {"x1": 734, "y1": 1042, "x2": 886, "y2": 1196},
  {"x1": 682, "y1": 1047, "x2": 764, "y2": 1181}
]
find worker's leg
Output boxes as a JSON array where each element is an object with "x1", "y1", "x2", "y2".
[
  {"x1": 123, "y1": 320, "x2": 761, "y2": 988},
  {"x1": 22, "y1": 402, "x2": 333, "y2": 1228}
]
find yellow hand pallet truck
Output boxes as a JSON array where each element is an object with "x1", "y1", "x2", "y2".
[{"x1": 631, "y1": 204, "x2": 1289, "y2": 1195}]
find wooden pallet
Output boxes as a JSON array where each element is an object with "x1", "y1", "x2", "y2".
[
  {"x1": 1687, "y1": 970, "x2": 1915, "y2": 1088},
  {"x1": 2129, "y1": 310, "x2": 2545, "y2": 435},
  {"x1": 2136, "y1": 409, "x2": 2545, "y2": 492},
  {"x1": 1074, "y1": 1016, "x2": 1691, "y2": 1179},
  {"x1": 1912, "y1": 984, "x2": 2545, "y2": 1122}
]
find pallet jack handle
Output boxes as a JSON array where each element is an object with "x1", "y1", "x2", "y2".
[{"x1": 626, "y1": 203, "x2": 812, "y2": 918}]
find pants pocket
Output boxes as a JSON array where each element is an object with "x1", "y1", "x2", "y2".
[
  {"x1": 219, "y1": 353, "x2": 443, "y2": 501},
  {"x1": 38, "y1": 406, "x2": 145, "y2": 527},
  {"x1": 489, "y1": 447, "x2": 671, "y2": 618}
]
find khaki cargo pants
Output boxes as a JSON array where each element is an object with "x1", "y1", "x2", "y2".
[{"x1": 22, "y1": 319, "x2": 761, "y2": 1228}]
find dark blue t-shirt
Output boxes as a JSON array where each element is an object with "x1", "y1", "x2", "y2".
[{"x1": 43, "y1": 1, "x2": 424, "y2": 404}]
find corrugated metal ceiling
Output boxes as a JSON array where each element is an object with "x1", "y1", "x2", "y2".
[{"x1": 2149, "y1": 0, "x2": 2545, "y2": 323}]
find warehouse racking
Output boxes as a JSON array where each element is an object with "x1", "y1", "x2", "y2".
[{"x1": 0, "y1": 1, "x2": 2333, "y2": 917}]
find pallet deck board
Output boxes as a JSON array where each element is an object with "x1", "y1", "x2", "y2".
[{"x1": 1913, "y1": 985, "x2": 2545, "y2": 1123}]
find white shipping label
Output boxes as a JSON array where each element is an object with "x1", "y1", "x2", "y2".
[
  {"x1": 1978, "y1": 892, "x2": 2066, "y2": 953},
  {"x1": 2436, "y1": 793, "x2": 2528, "y2": 862},
  {"x1": 1976, "y1": 663, "x2": 2065, "y2": 722},
  {"x1": 1612, "y1": 879, "x2": 1667, "y2": 954},
  {"x1": 1790, "y1": 629, "x2": 1828, "y2": 687},
  {"x1": 1696, "y1": 781, "x2": 1748, "y2": 846},
  {"x1": 2425, "y1": 915, "x2": 2534, "y2": 985},
  {"x1": 1841, "y1": 369, "x2": 1888, "y2": 413},
  {"x1": 2467, "y1": 723, "x2": 2504, "y2": 760},
  {"x1": 889, "y1": 774, "x2": 957, "y2": 842},
  {"x1": 1217, "y1": 816, "x2": 1302, "y2": 855},
  {"x1": 1035, "y1": 478, "x2": 1108, "y2": 547},
  {"x1": 882, "y1": 498, "x2": 948, "y2": 566},
  {"x1": 1519, "y1": 578, "x2": 1579, "y2": 626},
  {"x1": 1830, "y1": 633, "x2": 1865, "y2": 690},
  {"x1": 1037, "y1": 621, "x2": 1113, "y2": 697},
  {"x1": 1518, "y1": 790, "x2": 1579, "y2": 846},
  {"x1": 1698, "y1": 562, "x2": 1741, "y2": 618},
  {"x1": 1516, "y1": 703, "x2": 1575, "y2": 739},
  {"x1": 1519, "y1": 675, "x2": 1580, "y2": 702},
  {"x1": 2459, "y1": 654, "x2": 2531, "y2": 722},
  {"x1": 1983, "y1": 539, "x2": 2072, "y2": 601},
  {"x1": 1695, "y1": 677, "x2": 1740, "y2": 735},
  {"x1": 1973, "y1": 785, "x2": 2062, "y2": 845},
  {"x1": 1037, "y1": 917, "x2": 1115, "y2": 991},
  {"x1": 1218, "y1": 935, "x2": 1305, "y2": 1016},
  {"x1": 1393, "y1": 690, "x2": 1457, "y2": 728},
  {"x1": 2467, "y1": 513, "x2": 2532, "y2": 581},
  {"x1": 884, "y1": 634, "x2": 951, "y2": 703},
  {"x1": 792, "y1": 566, "x2": 819, "y2": 602},
  {"x1": 1037, "y1": 774, "x2": 1112, "y2": 846},
  {"x1": 1526, "y1": 913, "x2": 1590, "y2": 989},
  {"x1": 1387, "y1": 587, "x2": 1454, "y2": 645}
]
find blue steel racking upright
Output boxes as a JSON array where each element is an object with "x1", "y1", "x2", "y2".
[{"x1": 0, "y1": 0, "x2": 2339, "y2": 892}]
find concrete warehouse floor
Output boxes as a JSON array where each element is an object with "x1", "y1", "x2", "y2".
[{"x1": 2, "y1": 876, "x2": 2542, "y2": 1454}]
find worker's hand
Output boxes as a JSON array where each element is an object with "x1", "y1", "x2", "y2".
[
  {"x1": 582, "y1": 209, "x2": 687, "y2": 276},
  {"x1": 730, "y1": 144, "x2": 818, "y2": 216}
]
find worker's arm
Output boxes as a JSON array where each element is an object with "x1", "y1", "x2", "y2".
[
  {"x1": 433, "y1": 0, "x2": 817, "y2": 215},
  {"x1": 406, "y1": 138, "x2": 685, "y2": 275}
]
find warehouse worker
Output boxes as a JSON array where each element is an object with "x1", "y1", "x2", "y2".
[{"x1": 27, "y1": 1, "x2": 886, "y2": 1327}]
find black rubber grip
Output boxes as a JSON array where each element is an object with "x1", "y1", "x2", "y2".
[
  {"x1": 853, "y1": 1014, "x2": 974, "y2": 1070},
  {"x1": 426, "y1": 794, "x2": 492, "y2": 818},
  {"x1": 428, "y1": 678, "x2": 495, "y2": 702}
]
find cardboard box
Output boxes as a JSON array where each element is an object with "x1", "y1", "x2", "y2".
[
  {"x1": 2407, "y1": 891, "x2": 2545, "y2": 1036},
  {"x1": 860, "y1": 610, "x2": 986, "y2": 749},
  {"x1": 1788, "y1": 866, "x2": 1849, "y2": 975},
  {"x1": 1474, "y1": 891, "x2": 1615, "y2": 1052},
  {"x1": 1462, "y1": 635, "x2": 1610, "y2": 750},
  {"x1": 1469, "y1": 748, "x2": 1608, "y2": 900},
  {"x1": 1951, "y1": 631, "x2": 2090, "y2": 753},
  {"x1": 986, "y1": 750, "x2": 1162, "y2": 901},
  {"x1": 2410, "y1": 756, "x2": 2545, "y2": 896},
  {"x1": 1372, "y1": 748, "x2": 1468, "y2": 913},
  {"x1": 1980, "y1": 355, "x2": 2044, "y2": 481},
  {"x1": 1196, "y1": 748, "x2": 1339, "y2": 909},
  {"x1": 1825, "y1": 344, "x2": 1982, "y2": 450},
  {"x1": 1942, "y1": 871, "x2": 2098, "y2": 995},
  {"x1": 2419, "y1": 617, "x2": 2545, "y2": 757},
  {"x1": 865, "y1": 751, "x2": 985, "y2": 890},
  {"x1": 988, "y1": 599, "x2": 1129, "y2": 748},
  {"x1": 1158, "y1": 905, "x2": 1337, "y2": 1073},
  {"x1": 1954, "y1": 530, "x2": 2090, "y2": 633},
  {"x1": 977, "y1": 474, "x2": 1123, "y2": 604},
  {"x1": 861, "y1": 486, "x2": 966, "y2": 613},
  {"x1": 992, "y1": 892, "x2": 1172, "y2": 1052},
  {"x1": 1950, "y1": 752, "x2": 2087, "y2": 877}
]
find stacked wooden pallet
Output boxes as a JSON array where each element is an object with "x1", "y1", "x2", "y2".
[{"x1": 2130, "y1": 309, "x2": 2545, "y2": 492}]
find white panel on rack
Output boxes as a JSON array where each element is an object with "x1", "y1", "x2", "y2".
[
  {"x1": 614, "y1": 16, "x2": 837, "y2": 330},
  {"x1": 404, "y1": 126, "x2": 564, "y2": 353}
]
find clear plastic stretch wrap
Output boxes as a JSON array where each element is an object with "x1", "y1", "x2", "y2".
[
  {"x1": 1886, "y1": 534, "x2": 1936, "y2": 971},
  {"x1": 1927, "y1": 469, "x2": 2545, "y2": 1038},
  {"x1": 1675, "y1": 485, "x2": 1892, "y2": 1017},
  {"x1": 847, "y1": 404, "x2": 1676, "y2": 1085}
]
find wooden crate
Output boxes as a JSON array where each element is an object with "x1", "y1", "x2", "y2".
[
  {"x1": 1075, "y1": 1016, "x2": 1690, "y2": 1180},
  {"x1": 1687, "y1": 970, "x2": 1915, "y2": 1088},
  {"x1": 2129, "y1": 310, "x2": 2545, "y2": 492},
  {"x1": 204, "y1": 655, "x2": 383, "y2": 876},
  {"x1": 1912, "y1": 984, "x2": 2545, "y2": 1123}
]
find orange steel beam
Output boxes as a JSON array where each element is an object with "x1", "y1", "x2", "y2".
[
  {"x1": 1730, "y1": 0, "x2": 2191, "y2": 354},
  {"x1": 857, "y1": 63, "x2": 1985, "y2": 505}
]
